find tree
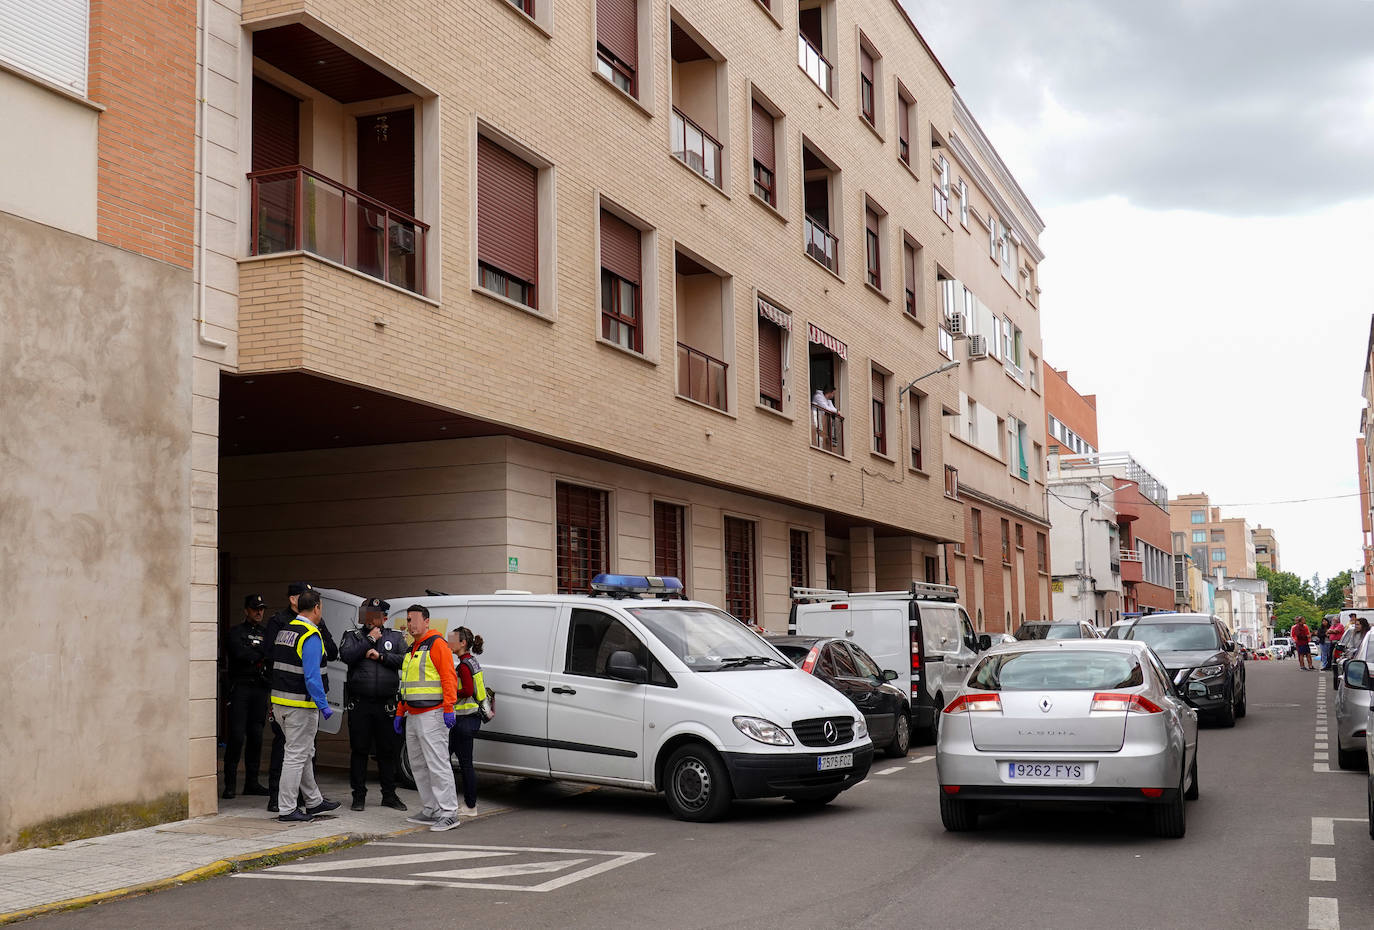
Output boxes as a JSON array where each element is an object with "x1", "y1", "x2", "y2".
[
  {"x1": 1318, "y1": 570, "x2": 1353, "y2": 612},
  {"x1": 1273, "y1": 594, "x2": 1323, "y2": 636},
  {"x1": 1257, "y1": 566, "x2": 1315, "y2": 603}
]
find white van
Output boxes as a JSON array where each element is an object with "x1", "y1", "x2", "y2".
[
  {"x1": 386, "y1": 575, "x2": 874, "y2": 821},
  {"x1": 788, "y1": 584, "x2": 989, "y2": 745}
]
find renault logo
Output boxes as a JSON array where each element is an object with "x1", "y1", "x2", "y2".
[
  {"x1": 1039, "y1": 697, "x2": 1053, "y2": 713},
  {"x1": 823, "y1": 720, "x2": 838, "y2": 743}
]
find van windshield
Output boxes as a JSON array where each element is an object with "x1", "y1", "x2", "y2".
[{"x1": 628, "y1": 606, "x2": 790, "y2": 671}]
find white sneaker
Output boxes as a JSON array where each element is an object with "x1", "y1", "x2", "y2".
[
  {"x1": 458, "y1": 804, "x2": 480, "y2": 817},
  {"x1": 428, "y1": 814, "x2": 461, "y2": 832}
]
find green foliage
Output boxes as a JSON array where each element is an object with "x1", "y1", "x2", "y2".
[
  {"x1": 1318, "y1": 570, "x2": 1352, "y2": 612},
  {"x1": 1258, "y1": 565, "x2": 1315, "y2": 603},
  {"x1": 1272, "y1": 594, "x2": 1323, "y2": 636}
]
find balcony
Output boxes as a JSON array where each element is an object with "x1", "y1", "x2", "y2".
[
  {"x1": 811, "y1": 404, "x2": 844, "y2": 455},
  {"x1": 1120, "y1": 548, "x2": 1144, "y2": 584},
  {"x1": 672, "y1": 107, "x2": 722, "y2": 188},
  {"x1": 249, "y1": 165, "x2": 427, "y2": 295},
  {"x1": 797, "y1": 33, "x2": 832, "y2": 95},
  {"x1": 677, "y1": 342, "x2": 727, "y2": 411},
  {"x1": 804, "y1": 215, "x2": 838, "y2": 272}
]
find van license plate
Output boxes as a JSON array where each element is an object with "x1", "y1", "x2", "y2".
[
  {"x1": 1007, "y1": 762, "x2": 1085, "y2": 781},
  {"x1": 817, "y1": 753, "x2": 853, "y2": 771}
]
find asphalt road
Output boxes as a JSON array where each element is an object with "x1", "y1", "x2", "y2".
[{"x1": 33, "y1": 660, "x2": 1374, "y2": 930}]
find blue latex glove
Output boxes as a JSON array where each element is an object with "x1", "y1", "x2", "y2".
[
  {"x1": 320, "y1": 706, "x2": 333, "y2": 721},
  {"x1": 443, "y1": 712, "x2": 456, "y2": 729},
  {"x1": 393, "y1": 717, "x2": 404, "y2": 735}
]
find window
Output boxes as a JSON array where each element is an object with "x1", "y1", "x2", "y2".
[
  {"x1": 1211, "y1": 548, "x2": 1227, "y2": 562},
  {"x1": 797, "y1": 1, "x2": 833, "y2": 96},
  {"x1": 858, "y1": 40, "x2": 875, "y2": 126},
  {"x1": 724, "y1": 517, "x2": 757, "y2": 624},
  {"x1": 556, "y1": 484, "x2": 608, "y2": 594},
  {"x1": 864, "y1": 206, "x2": 881, "y2": 288},
  {"x1": 932, "y1": 152, "x2": 950, "y2": 222},
  {"x1": 1001, "y1": 519, "x2": 1011, "y2": 563},
  {"x1": 506, "y1": 0, "x2": 534, "y2": 14},
  {"x1": 790, "y1": 529, "x2": 810, "y2": 588},
  {"x1": 937, "y1": 269, "x2": 954, "y2": 358},
  {"x1": 1032, "y1": 442, "x2": 1042, "y2": 481},
  {"x1": 1211, "y1": 530, "x2": 1224, "y2": 542},
  {"x1": 909, "y1": 390, "x2": 925, "y2": 470},
  {"x1": 971, "y1": 508, "x2": 983, "y2": 558},
  {"x1": 945, "y1": 464, "x2": 959, "y2": 499},
  {"x1": 600, "y1": 210, "x2": 642, "y2": 351},
  {"x1": 675, "y1": 249, "x2": 732, "y2": 412},
  {"x1": 565, "y1": 609, "x2": 665, "y2": 683},
  {"x1": 478, "y1": 135, "x2": 539, "y2": 308},
  {"x1": 597, "y1": 0, "x2": 639, "y2": 95},
  {"x1": 924, "y1": 556, "x2": 939, "y2": 584},
  {"x1": 871, "y1": 368, "x2": 888, "y2": 455},
  {"x1": 1028, "y1": 353, "x2": 1039, "y2": 392},
  {"x1": 1036, "y1": 533, "x2": 1047, "y2": 572},
  {"x1": 802, "y1": 139, "x2": 841, "y2": 272},
  {"x1": 896, "y1": 84, "x2": 914, "y2": 166},
  {"x1": 757, "y1": 295, "x2": 790, "y2": 410},
  {"x1": 808, "y1": 325, "x2": 847, "y2": 454},
  {"x1": 1015, "y1": 524, "x2": 1025, "y2": 549},
  {"x1": 958, "y1": 179, "x2": 969, "y2": 226},
  {"x1": 1191, "y1": 510, "x2": 1206, "y2": 524},
  {"x1": 670, "y1": 19, "x2": 724, "y2": 189},
  {"x1": 751, "y1": 99, "x2": 777, "y2": 206},
  {"x1": 903, "y1": 238, "x2": 920, "y2": 319},
  {"x1": 1, "y1": 0, "x2": 89, "y2": 93},
  {"x1": 966, "y1": 396, "x2": 978, "y2": 446},
  {"x1": 654, "y1": 501, "x2": 686, "y2": 584}
]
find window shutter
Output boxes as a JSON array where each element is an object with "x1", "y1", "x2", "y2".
[
  {"x1": 252, "y1": 78, "x2": 300, "y2": 172},
  {"x1": 758, "y1": 318, "x2": 783, "y2": 405},
  {"x1": 751, "y1": 101, "x2": 775, "y2": 173},
  {"x1": 0, "y1": 0, "x2": 88, "y2": 93},
  {"x1": 904, "y1": 243, "x2": 916, "y2": 287},
  {"x1": 355, "y1": 108, "x2": 414, "y2": 215},
  {"x1": 599, "y1": 210, "x2": 640, "y2": 284},
  {"x1": 860, "y1": 48, "x2": 874, "y2": 82},
  {"x1": 596, "y1": 0, "x2": 637, "y2": 69},
  {"x1": 478, "y1": 136, "x2": 539, "y2": 287},
  {"x1": 865, "y1": 208, "x2": 878, "y2": 238},
  {"x1": 898, "y1": 96, "x2": 910, "y2": 144},
  {"x1": 871, "y1": 369, "x2": 884, "y2": 403}
]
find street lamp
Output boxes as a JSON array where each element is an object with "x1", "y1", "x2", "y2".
[{"x1": 899, "y1": 359, "x2": 960, "y2": 400}]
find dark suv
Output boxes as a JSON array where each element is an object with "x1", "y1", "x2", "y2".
[{"x1": 1123, "y1": 614, "x2": 1246, "y2": 726}]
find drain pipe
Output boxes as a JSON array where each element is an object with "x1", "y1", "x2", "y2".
[{"x1": 193, "y1": 0, "x2": 227, "y2": 350}]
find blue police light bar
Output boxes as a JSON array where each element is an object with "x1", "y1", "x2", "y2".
[{"x1": 590, "y1": 573, "x2": 685, "y2": 595}]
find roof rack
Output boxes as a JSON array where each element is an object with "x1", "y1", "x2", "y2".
[{"x1": 789, "y1": 581, "x2": 958, "y2": 603}]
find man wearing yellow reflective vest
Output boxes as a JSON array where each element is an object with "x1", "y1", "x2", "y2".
[
  {"x1": 269, "y1": 589, "x2": 340, "y2": 823},
  {"x1": 394, "y1": 604, "x2": 461, "y2": 832}
]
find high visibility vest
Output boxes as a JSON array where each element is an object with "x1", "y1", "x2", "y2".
[
  {"x1": 399, "y1": 633, "x2": 444, "y2": 708},
  {"x1": 455, "y1": 655, "x2": 487, "y2": 716},
  {"x1": 270, "y1": 619, "x2": 321, "y2": 708}
]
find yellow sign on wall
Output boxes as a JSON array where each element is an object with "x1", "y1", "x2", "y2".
[{"x1": 1051, "y1": 580, "x2": 1064, "y2": 593}]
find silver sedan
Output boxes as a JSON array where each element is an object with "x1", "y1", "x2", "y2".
[
  {"x1": 936, "y1": 639, "x2": 1199, "y2": 838},
  {"x1": 1334, "y1": 630, "x2": 1372, "y2": 770}
]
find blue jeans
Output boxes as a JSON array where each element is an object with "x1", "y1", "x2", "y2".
[{"x1": 1319, "y1": 642, "x2": 1333, "y2": 668}]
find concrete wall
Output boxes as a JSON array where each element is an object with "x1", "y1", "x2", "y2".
[
  {"x1": 0, "y1": 211, "x2": 193, "y2": 852},
  {"x1": 0, "y1": 68, "x2": 99, "y2": 238}
]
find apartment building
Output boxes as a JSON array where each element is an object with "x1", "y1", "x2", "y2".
[
  {"x1": 1358, "y1": 326, "x2": 1374, "y2": 605},
  {"x1": 1169, "y1": 493, "x2": 1256, "y2": 579},
  {"x1": 1252, "y1": 525, "x2": 1279, "y2": 573},
  {"x1": 1044, "y1": 364, "x2": 1097, "y2": 459},
  {"x1": 1, "y1": 2, "x2": 200, "y2": 850}
]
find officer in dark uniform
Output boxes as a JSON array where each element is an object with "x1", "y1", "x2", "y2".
[
  {"x1": 222, "y1": 594, "x2": 272, "y2": 799},
  {"x1": 340, "y1": 597, "x2": 409, "y2": 811},
  {"x1": 264, "y1": 582, "x2": 338, "y2": 811}
]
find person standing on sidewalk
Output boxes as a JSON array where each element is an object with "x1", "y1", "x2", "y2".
[
  {"x1": 222, "y1": 594, "x2": 272, "y2": 799},
  {"x1": 1291, "y1": 617, "x2": 1314, "y2": 670},
  {"x1": 340, "y1": 597, "x2": 408, "y2": 812},
  {"x1": 1323, "y1": 616, "x2": 1346, "y2": 670},
  {"x1": 1314, "y1": 618, "x2": 1330, "y2": 670},
  {"x1": 264, "y1": 582, "x2": 338, "y2": 811},
  {"x1": 447, "y1": 625, "x2": 486, "y2": 817},
  {"x1": 269, "y1": 589, "x2": 340, "y2": 823},
  {"x1": 395, "y1": 605, "x2": 461, "y2": 832}
]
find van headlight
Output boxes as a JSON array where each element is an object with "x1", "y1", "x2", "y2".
[
  {"x1": 853, "y1": 716, "x2": 868, "y2": 740},
  {"x1": 733, "y1": 716, "x2": 794, "y2": 746}
]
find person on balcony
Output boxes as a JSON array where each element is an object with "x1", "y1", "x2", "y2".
[{"x1": 812, "y1": 386, "x2": 837, "y2": 412}]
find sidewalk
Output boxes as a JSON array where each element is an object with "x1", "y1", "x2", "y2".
[{"x1": 0, "y1": 773, "x2": 510, "y2": 925}]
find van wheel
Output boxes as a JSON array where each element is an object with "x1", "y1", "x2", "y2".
[
  {"x1": 939, "y1": 792, "x2": 978, "y2": 831},
  {"x1": 787, "y1": 789, "x2": 841, "y2": 807},
  {"x1": 885, "y1": 711, "x2": 911, "y2": 758},
  {"x1": 921, "y1": 695, "x2": 943, "y2": 745},
  {"x1": 663, "y1": 744, "x2": 733, "y2": 822}
]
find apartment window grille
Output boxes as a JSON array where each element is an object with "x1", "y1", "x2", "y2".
[
  {"x1": 789, "y1": 529, "x2": 810, "y2": 588},
  {"x1": 724, "y1": 517, "x2": 757, "y2": 624},
  {"x1": 556, "y1": 484, "x2": 608, "y2": 594},
  {"x1": 653, "y1": 501, "x2": 686, "y2": 584}
]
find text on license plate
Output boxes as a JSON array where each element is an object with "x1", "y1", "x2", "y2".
[
  {"x1": 818, "y1": 752, "x2": 853, "y2": 771},
  {"x1": 1007, "y1": 762, "x2": 1085, "y2": 780}
]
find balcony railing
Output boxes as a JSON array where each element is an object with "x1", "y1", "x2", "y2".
[
  {"x1": 1120, "y1": 548, "x2": 1143, "y2": 562},
  {"x1": 811, "y1": 404, "x2": 844, "y2": 455},
  {"x1": 804, "y1": 214, "x2": 838, "y2": 272},
  {"x1": 798, "y1": 33, "x2": 832, "y2": 95},
  {"x1": 677, "y1": 342, "x2": 728, "y2": 411},
  {"x1": 672, "y1": 107, "x2": 722, "y2": 188},
  {"x1": 248, "y1": 165, "x2": 427, "y2": 295}
]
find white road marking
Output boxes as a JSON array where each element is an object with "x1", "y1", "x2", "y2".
[
  {"x1": 417, "y1": 859, "x2": 588, "y2": 880},
  {"x1": 1315, "y1": 742, "x2": 1328, "y2": 749},
  {"x1": 908, "y1": 755, "x2": 934, "y2": 764},
  {"x1": 876, "y1": 766, "x2": 905, "y2": 776},
  {"x1": 1314, "y1": 762, "x2": 1331, "y2": 773},
  {"x1": 272, "y1": 850, "x2": 510, "y2": 873},
  {"x1": 1314, "y1": 752, "x2": 1329, "y2": 761},
  {"x1": 1312, "y1": 817, "x2": 1335, "y2": 845},
  {"x1": 1310, "y1": 857, "x2": 1336, "y2": 881},
  {"x1": 1308, "y1": 896, "x2": 1339, "y2": 930}
]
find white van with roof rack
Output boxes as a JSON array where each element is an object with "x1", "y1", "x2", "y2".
[{"x1": 387, "y1": 574, "x2": 874, "y2": 821}]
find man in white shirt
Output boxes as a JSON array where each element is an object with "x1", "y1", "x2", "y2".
[{"x1": 812, "y1": 387, "x2": 837, "y2": 412}]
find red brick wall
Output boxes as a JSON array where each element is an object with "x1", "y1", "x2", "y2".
[
  {"x1": 1044, "y1": 364, "x2": 1099, "y2": 455},
  {"x1": 88, "y1": 0, "x2": 197, "y2": 267}
]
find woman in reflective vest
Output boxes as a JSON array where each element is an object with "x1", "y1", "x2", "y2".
[{"x1": 448, "y1": 626, "x2": 486, "y2": 814}]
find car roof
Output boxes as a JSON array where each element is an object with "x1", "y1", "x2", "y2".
[
  {"x1": 1131, "y1": 613, "x2": 1215, "y2": 625},
  {"x1": 766, "y1": 634, "x2": 829, "y2": 647},
  {"x1": 982, "y1": 639, "x2": 1150, "y2": 656}
]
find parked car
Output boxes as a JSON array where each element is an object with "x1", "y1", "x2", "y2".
[
  {"x1": 1333, "y1": 624, "x2": 1369, "y2": 686},
  {"x1": 1122, "y1": 614, "x2": 1246, "y2": 726},
  {"x1": 935, "y1": 639, "x2": 1199, "y2": 837},
  {"x1": 1015, "y1": 620, "x2": 1101, "y2": 640},
  {"x1": 1102, "y1": 621, "x2": 1133, "y2": 639},
  {"x1": 768, "y1": 635, "x2": 911, "y2": 758},
  {"x1": 1335, "y1": 631, "x2": 1373, "y2": 770},
  {"x1": 1271, "y1": 636, "x2": 1292, "y2": 659}
]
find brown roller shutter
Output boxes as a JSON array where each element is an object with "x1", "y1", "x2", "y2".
[
  {"x1": 478, "y1": 136, "x2": 539, "y2": 287},
  {"x1": 252, "y1": 78, "x2": 299, "y2": 172},
  {"x1": 872, "y1": 368, "x2": 885, "y2": 401},
  {"x1": 898, "y1": 94, "x2": 910, "y2": 145},
  {"x1": 597, "y1": 0, "x2": 637, "y2": 68},
  {"x1": 599, "y1": 210, "x2": 640, "y2": 284},
  {"x1": 861, "y1": 47, "x2": 874, "y2": 82},
  {"x1": 758, "y1": 318, "x2": 783, "y2": 407},
  {"x1": 751, "y1": 102, "x2": 774, "y2": 173},
  {"x1": 356, "y1": 108, "x2": 415, "y2": 215},
  {"x1": 865, "y1": 208, "x2": 879, "y2": 237}
]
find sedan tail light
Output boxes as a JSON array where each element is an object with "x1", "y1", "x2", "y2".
[
  {"x1": 800, "y1": 645, "x2": 821, "y2": 674},
  {"x1": 1091, "y1": 692, "x2": 1163, "y2": 714},
  {"x1": 943, "y1": 693, "x2": 1002, "y2": 715}
]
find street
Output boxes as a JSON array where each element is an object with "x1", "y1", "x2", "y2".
[{"x1": 31, "y1": 661, "x2": 1373, "y2": 930}]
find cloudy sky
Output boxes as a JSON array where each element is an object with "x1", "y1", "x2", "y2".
[{"x1": 904, "y1": 0, "x2": 1374, "y2": 584}]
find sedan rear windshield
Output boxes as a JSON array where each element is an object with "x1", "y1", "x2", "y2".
[
  {"x1": 969, "y1": 651, "x2": 1144, "y2": 691},
  {"x1": 771, "y1": 643, "x2": 811, "y2": 663},
  {"x1": 1124, "y1": 622, "x2": 1221, "y2": 652},
  {"x1": 1016, "y1": 623, "x2": 1084, "y2": 640}
]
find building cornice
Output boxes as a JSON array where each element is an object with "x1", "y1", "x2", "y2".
[
  {"x1": 951, "y1": 93, "x2": 1045, "y2": 262},
  {"x1": 958, "y1": 484, "x2": 1050, "y2": 528}
]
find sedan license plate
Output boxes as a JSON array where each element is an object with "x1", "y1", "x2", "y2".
[
  {"x1": 1006, "y1": 762, "x2": 1086, "y2": 781},
  {"x1": 817, "y1": 752, "x2": 853, "y2": 772}
]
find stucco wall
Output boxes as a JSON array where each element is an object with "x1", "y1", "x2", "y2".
[
  {"x1": 0, "y1": 68, "x2": 99, "y2": 238},
  {"x1": 0, "y1": 211, "x2": 194, "y2": 851}
]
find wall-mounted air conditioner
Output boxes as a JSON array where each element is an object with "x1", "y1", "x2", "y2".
[
  {"x1": 948, "y1": 313, "x2": 967, "y2": 339},
  {"x1": 967, "y1": 334, "x2": 989, "y2": 359}
]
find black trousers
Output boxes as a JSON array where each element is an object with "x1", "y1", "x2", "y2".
[
  {"x1": 448, "y1": 714, "x2": 480, "y2": 808},
  {"x1": 223, "y1": 682, "x2": 269, "y2": 790},
  {"x1": 348, "y1": 699, "x2": 400, "y2": 799}
]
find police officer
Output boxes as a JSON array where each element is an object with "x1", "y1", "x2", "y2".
[
  {"x1": 264, "y1": 582, "x2": 338, "y2": 811},
  {"x1": 222, "y1": 594, "x2": 273, "y2": 799},
  {"x1": 340, "y1": 597, "x2": 408, "y2": 811}
]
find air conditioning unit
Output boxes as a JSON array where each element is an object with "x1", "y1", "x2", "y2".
[
  {"x1": 389, "y1": 224, "x2": 416, "y2": 255},
  {"x1": 947, "y1": 313, "x2": 967, "y2": 339},
  {"x1": 967, "y1": 334, "x2": 989, "y2": 359}
]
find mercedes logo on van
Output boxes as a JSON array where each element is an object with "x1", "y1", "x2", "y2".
[
  {"x1": 823, "y1": 720, "x2": 838, "y2": 743},
  {"x1": 1039, "y1": 697, "x2": 1053, "y2": 713}
]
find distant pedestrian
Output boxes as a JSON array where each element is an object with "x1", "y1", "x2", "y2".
[
  {"x1": 447, "y1": 625, "x2": 487, "y2": 816},
  {"x1": 1315, "y1": 619, "x2": 1331, "y2": 670},
  {"x1": 396, "y1": 605, "x2": 461, "y2": 832},
  {"x1": 269, "y1": 589, "x2": 340, "y2": 822},
  {"x1": 222, "y1": 594, "x2": 273, "y2": 799},
  {"x1": 1324, "y1": 616, "x2": 1347, "y2": 670},
  {"x1": 265, "y1": 582, "x2": 338, "y2": 812},
  {"x1": 1291, "y1": 617, "x2": 1314, "y2": 670},
  {"x1": 340, "y1": 597, "x2": 408, "y2": 812}
]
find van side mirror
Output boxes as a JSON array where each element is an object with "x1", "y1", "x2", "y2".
[
  {"x1": 882, "y1": 669, "x2": 898, "y2": 682},
  {"x1": 977, "y1": 634, "x2": 992, "y2": 651},
  {"x1": 1345, "y1": 660, "x2": 1371, "y2": 691},
  {"x1": 606, "y1": 650, "x2": 648, "y2": 684}
]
